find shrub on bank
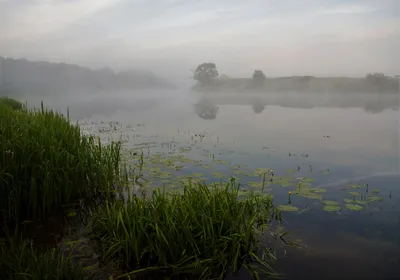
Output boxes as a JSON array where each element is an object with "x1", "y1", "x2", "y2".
[
  {"x1": 0, "y1": 97, "x2": 23, "y2": 110},
  {"x1": 0, "y1": 102, "x2": 122, "y2": 222},
  {"x1": 88, "y1": 180, "x2": 279, "y2": 279}
]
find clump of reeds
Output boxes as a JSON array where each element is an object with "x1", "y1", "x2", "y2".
[
  {"x1": 0, "y1": 102, "x2": 122, "y2": 222},
  {"x1": 0, "y1": 235, "x2": 86, "y2": 280},
  {"x1": 88, "y1": 180, "x2": 279, "y2": 279},
  {"x1": 0, "y1": 97, "x2": 23, "y2": 110}
]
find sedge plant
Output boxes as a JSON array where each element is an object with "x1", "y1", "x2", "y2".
[{"x1": 88, "y1": 179, "x2": 280, "y2": 279}]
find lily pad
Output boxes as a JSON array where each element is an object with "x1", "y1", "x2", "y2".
[
  {"x1": 252, "y1": 168, "x2": 269, "y2": 176},
  {"x1": 355, "y1": 200, "x2": 369, "y2": 205},
  {"x1": 323, "y1": 205, "x2": 341, "y2": 212},
  {"x1": 280, "y1": 182, "x2": 292, "y2": 187},
  {"x1": 248, "y1": 181, "x2": 263, "y2": 188},
  {"x1": 310, "y1": 187, "x2": 326, "y2": 193},
  {"x1": 277, "y1": 205, "x2": 299, "y2": 212},
  {"x1": 344, "y1": 198, "x2": 354, "y2": 203},
  {"x1": 366, "y1": 196, "x2": 383, "y2": 202},
  {"x1": 296, "y1": 182, "x2": 312, "y2": 189},
  {"x1": 349, "y1": 191, "x2": 361, "y2": 196},
  {"x1": 322, "y1": 200, "x2": 339, "y2": 206},
  {"x1": 348, "y1": 184, "x2": 361, "y2": 189},
  {"x1": 301, "y1": 177, "x2": 315, "y2": 183},
  {"x1": 191, "y1": 172, "x2": 205, "y2": 177},
  {"x1": 211, "y1": 172, "x2": 226, "y2": 179},
  {"x1": 295, "y1": 190, "x2": 323, "y2": 200},
  {"x1": 345, "y1": 204, "x2": 363, "y2": 211}
]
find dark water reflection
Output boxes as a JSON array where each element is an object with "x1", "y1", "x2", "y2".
[{"x1": 23, "y1": 90, "x2": 400, "y2": 279}]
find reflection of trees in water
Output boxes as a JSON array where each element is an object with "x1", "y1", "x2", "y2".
[
  {"x1": 252, "y1": 103, "x2": 265, "y2": 113},
  {"x1": 194, "y1": 99, "x2": 219, "y2": 120},
  {"x1": 363, "y1": 101, "x2": 393, "y2": 114},
  {"x1": 251, "y1": 98, "x2": 266, "y2": 113}
]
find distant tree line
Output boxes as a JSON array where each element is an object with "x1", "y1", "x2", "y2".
[
  {"x1": 192, "y1": 62, "x2": 399, "y2": 93},
  {"x1": 0, "y1": 56, "x2": 175, "y2": 97}
]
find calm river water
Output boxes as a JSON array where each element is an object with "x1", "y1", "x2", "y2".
[{"x1": 28, "y1": 90, "x2": 400, "y2": 280}]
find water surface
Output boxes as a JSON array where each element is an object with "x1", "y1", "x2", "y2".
[{"x1": 29, "y1": 90, "x2": 400, "y2": 279}]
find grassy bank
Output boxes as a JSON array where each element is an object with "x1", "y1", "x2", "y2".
[
  {"x1": 0, "y1": 98, "x2": 288, "y2": 279},
  {"x1": 0, "y1": 100, "x2": 122, "y2": 222},
  {"x1": 88, "y1": 180, "x2": 280, "y2": 279}
]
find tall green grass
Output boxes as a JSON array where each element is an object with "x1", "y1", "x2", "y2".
[
  {"x1": 88, "y1": 180, "x2": 279, "y2": 279},
  {"x1": 0, "y1": 102, "x2": 122, "y2": 222},
  {"x1": 0, "y1": 235, "x2": 86, "y2": 280}
]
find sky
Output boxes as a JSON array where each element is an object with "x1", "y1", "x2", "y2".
[{"x1": 0, "y1": 0, "x2": 399, "y2": 79}]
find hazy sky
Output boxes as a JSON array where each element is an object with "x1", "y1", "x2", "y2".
[{"x1": 1, "y1": 0, "x2": 399, "y2": 79}]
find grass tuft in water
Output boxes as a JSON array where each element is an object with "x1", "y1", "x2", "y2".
[
  {"x1": 88, "y1": 180, "x2": 279, "y2": 279},
  {"x1": 0, "y1": 102, "x2": 122, "y2": 222}
]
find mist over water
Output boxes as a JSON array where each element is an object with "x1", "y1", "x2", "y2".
[{"x1": 63, "y1": 90, "x2": 399, "y2": 279}]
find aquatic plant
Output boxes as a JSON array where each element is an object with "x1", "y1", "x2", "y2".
[
  {"x1": 0, "y1": 236, "x2": 86, "y2": 280},
  {"x1": 0, "y1": 102, "x2": 122, "y2": 222},
  {"x1": 88, "y1": 180, "x2": 280, "y2": 279}
]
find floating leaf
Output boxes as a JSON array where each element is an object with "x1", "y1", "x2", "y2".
[
  {"x1": 322, "y1": 200, "x2": 339, "y2": 206},
  {"x1": 366, "y1": 196, "x2": 383, "y2": 202},
  {"x1": 295, "y1": 190, "x2": 322, "y2": 200},
  {"x1": 277, "y1": 205, "x2": 299, "y2": 212},
  {"x1": 349, "y1": 191, "x2": 361, "y2": 196},
  {"x1": 233, "y1": 169, "x2": 247, "y2": 175},
  {"x1": 252, "y1": 168, "x2": 269, "y2": 176},
  {"x1": 345, "y1": 204, "x2": 363, "y2": 211},
  {"x1": 191, "y1": 172, "x2": 205, "y2": 178},
  {"x1": 371, "y1": 189, "x2": 380, "y2": 194},
  {"x1": 348, "y1": 184, "x2": 361, "y2": 189},
  {"x1": 355, "y1": 200, "x2": 369, "y2": 205},
  {"x1": 310, "y1": 187, "x2": 326, "y2": 193},
  {"x1": 211, "y1": 172, "x2": 226, "y2": 179},
  {"x1": 343, "y1": 198, "x2": 354, "y2": 203},
  {"x1": 296, "y1": 182, "x2": 312, "y2": 189},
  {"x1": 302, "y1": 177, "x2": 315, "y2": 183},
  {"x1": 248, "y1": 181, "x2": 263, "y2": 188},
  {"x1": 323, "y1": 205, "x2": 341, "y2": 212}
]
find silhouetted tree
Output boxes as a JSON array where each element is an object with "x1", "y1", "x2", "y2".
[
  {"x1": 365, "y1": 73, "x2": 398, "y2": 93},
  {"x1": 365, "y1": 73, "x2": 387, "y2": 85},
  {"x1": 251, "y1": 70, "x2": 266, "y2": 88},
  {"x1": 193, "y1": 63, "x2": 218, "y2": 85},
  {"x1": 252, "y1": 70, "x2": 266, "y2": 81}
]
